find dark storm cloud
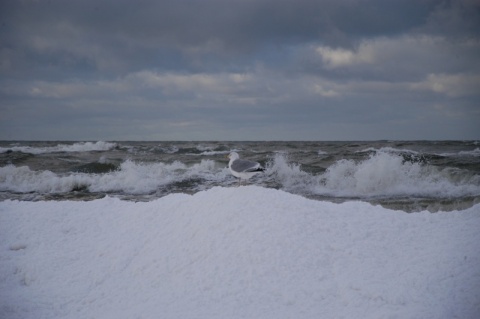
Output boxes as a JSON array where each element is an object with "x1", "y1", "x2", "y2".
[
  {"x1": 0, "y1": 0, "x2": 479, "y2": 140},
  {"x1": 0, "y1": 0, "x2": 440, "y2": 75}
]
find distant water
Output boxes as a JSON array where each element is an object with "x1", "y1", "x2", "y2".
[{"x1": 1, "y1": 140, "x2": 479, "y2": 212}]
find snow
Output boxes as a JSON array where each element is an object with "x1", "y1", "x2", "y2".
[{"x1": 1, "y1": 186, "x2": 479, "y2": 319}]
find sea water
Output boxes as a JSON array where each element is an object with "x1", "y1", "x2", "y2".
[{"x1": 1, "y1": 140, "x2": 479, "y2": 211}]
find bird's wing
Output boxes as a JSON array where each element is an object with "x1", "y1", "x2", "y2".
[{"x1": 231, "y1": 159, "x2": 262, "y2": 172}]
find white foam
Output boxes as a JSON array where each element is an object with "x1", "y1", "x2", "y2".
[
  {"x1": 195, "y1": 144, "x2": 216, "y2": 152},
  {"x1": 358, "y1": 146, "x2": 419, "y2": 155},
  {"x1": 198, "y1": 150, "x2": 230, "y2": 156},
  {"x1": 0, "y1": 160, "x2": 227, "y2": 195},
  {"x1": 89, "y1": 159, "x2": 225, "y2": 194},
  {"x1": 2, "y1": 150, "x2": 479, "y2": 200},
  {"x1": 0, "y1": 141, "x2": 117, "y2": 154},
  {"x1": 317, "y1": 149, "x2": 328, "y2": 156},
  {"x1": 268, "y1": 152, "x2": 480, "y2": 198},
  {"x1": 439, "y1": 147, "x2": 480, "y2": 157},
  {"x1": 1, "y1": 186, "x2": 479, "y2": 318},
  {"x1": 0, "y1": 165, "x2": 91, "y2": 193},
  {"x1": 267, "y1": 153, "x2": 316, "y2": 192},
  {"x1": 160, "y1": 145, "x2": 180, "y2": 154},
  {"x1": 321, "y1": 153, "x2": 431, "y2": 196}
]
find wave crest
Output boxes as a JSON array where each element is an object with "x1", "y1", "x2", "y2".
[
  {"x1": 0, "y1": 141, "x2": 117, "y2": 154},
  {"x1": 269, "y1": 152, "x2": 480, "y2": 199},
  {"x1": 0, "y1": 159, "x2": 226, "y2": 195}
]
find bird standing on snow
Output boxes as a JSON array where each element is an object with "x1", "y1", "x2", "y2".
[{"x1": 227, "y1": 152, "x2": 264, "y2": 181}]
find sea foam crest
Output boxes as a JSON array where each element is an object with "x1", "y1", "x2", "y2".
[
  {"x1": 269, "y1": 151, "x2": 480, "y2": 198},
  {"x1": 439, "y1": 148, "x2": 480, "y2": 157},
  {"x1": 90, "y1": 159, "x2": 224, "y2": 194},
  {"x1": 0, "y1": 165, "x2": 91, "y2": 193},
  {"x1": 0, "y1": 141, "x2": 117, "y2": 154},
  {"x1": 0, "y1": 159, "x2": 225, "y2": 195},
  {"x1": 266, "y1": 153, "x2": 317, "y2": 193},
  {"x1": 320, "y1": 153, "x2": 426, "y2": 196}
]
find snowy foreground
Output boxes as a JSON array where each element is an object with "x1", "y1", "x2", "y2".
[{"x1": 1, "y1": 186, "x2": 479, "y2": 319}]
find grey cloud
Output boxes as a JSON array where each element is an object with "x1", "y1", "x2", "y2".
[
  {"x1": 1, "y1": 0, "x2": 442, "y2": 75},
  {"x1": 0, "y1": 0, "x2": 479, "y2": 140},
  {"x1": 420, "y1": 0, "x2": 480, "y2": 38}
]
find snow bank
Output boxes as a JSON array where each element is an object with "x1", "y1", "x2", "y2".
[{"x1": 1, "y1": 186, "x2": 479, "y2": 319}]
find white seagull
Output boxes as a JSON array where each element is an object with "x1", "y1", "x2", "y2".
[{"x1": 227, "y1": 152, "x2": 264, "y2": 181}]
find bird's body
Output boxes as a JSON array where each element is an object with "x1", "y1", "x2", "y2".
[{"x1": 227, "y1": 152, "x2": 264, "y2": 180}]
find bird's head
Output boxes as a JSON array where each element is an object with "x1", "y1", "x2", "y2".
[{"x1": 227, "y1": 152, "x2": 239, "y2": 160}]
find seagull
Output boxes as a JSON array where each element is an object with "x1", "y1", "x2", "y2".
[{"x1": 227, "y1": 152, "x2": 264, "y2": 181}]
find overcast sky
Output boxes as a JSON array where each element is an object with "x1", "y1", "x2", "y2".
[{"x1": 1, "y1": 0, "x2": 479, "y2": 141}]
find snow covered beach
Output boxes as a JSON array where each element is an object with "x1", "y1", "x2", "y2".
[{"x1": 1, "y1": 186, "x2": 479, "y2": 319}]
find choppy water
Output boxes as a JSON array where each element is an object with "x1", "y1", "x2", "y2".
[{"x1": 1, "y1": 140, "x2": 479, "y2": 212}]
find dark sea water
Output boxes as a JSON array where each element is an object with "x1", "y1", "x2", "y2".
[{"x1": 1, "y1": 140, "x2": 479, "y2": 212}]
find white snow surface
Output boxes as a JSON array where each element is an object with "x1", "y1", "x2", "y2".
[{"x1": 1, "y1": 186, "x2": 479, "y2": 319}]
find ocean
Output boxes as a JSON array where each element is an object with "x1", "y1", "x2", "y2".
[{"x1": 1, "y1": 140, "x2": 479, "y2": 212}]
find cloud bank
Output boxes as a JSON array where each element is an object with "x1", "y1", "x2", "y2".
[{"x1": 1, "y1": 0, "x2": 479, "y2": 140}]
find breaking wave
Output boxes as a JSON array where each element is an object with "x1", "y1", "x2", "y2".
[
  {"x1": 1, "y1": 147, "x2": 479, "y2": 210},
  {"x1": 0, "y1": 160, "x2": 227, "y2": 195},
  {"x1": 0, "y1": 141, "x2": 117, "y2": 154},
  {"x1": 0, "y1": 142, "x2": 480, "y2": 211},
  {"x1": 267, "y1": 151, "x2": 480, "y2": 199}
]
